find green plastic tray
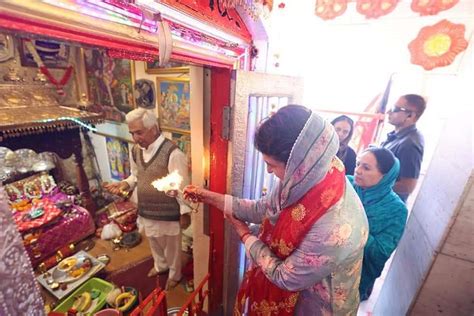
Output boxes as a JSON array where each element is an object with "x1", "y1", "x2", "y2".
[{"x1": 53, "y1": 278, "x2": 114, "y2": 314}]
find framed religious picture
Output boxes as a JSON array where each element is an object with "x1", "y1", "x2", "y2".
[
  {"x1": 134, "y1": 79, "x2": 156, "y2": 109},
  {"x1": 0, "y1": 34, "x2": 14, "y2": 62},
  {"x1": 162, "y1": 129, "x2": 191, "y2": 171},
  {"x1": 84, "y1": 49, "x2": 136, "y2": 122},
  {"x1": 145, "y1": 60, "x2": 189, "y2": 74},
  {"x1": 105, "y1": 137, "x2": 131, "y2": 181},
  {"x1": 157, "y1": 77, "x2": 191, "y2": 132},
  {"x1": 19, "y1": 38, "x2": 70, "y2": 68}
]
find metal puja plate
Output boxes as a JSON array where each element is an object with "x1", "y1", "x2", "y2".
[{"x1": 36, "y1": 250, "x2": 105, "y2": 300}]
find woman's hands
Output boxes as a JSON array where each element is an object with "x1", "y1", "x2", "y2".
[
  {"x1": 226, "y1": 214, "x2": 251, "y2": 243},
  {"x1": 183, "y1": 185, "x2": 250, "y2": 242},
  {"x1": 183, "y1": 185, "x2": 204, "y2": 203},
  {"x1": 183, "y1": 185, "x2": 226, "y2": 210}
]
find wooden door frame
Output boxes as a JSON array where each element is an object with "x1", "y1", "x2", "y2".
[
  {"x1": 207, "y1": 67, "x2": 231, "y2": 314},
  {"x1": 207, "y1": 70, "x2": 304, "y2": 315}
]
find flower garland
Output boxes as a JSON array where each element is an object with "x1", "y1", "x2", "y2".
[{"x1": 24, "y1": 40, "x2": 74, "y2": 96}]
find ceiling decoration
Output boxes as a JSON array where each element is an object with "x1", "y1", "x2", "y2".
[
  {"x1": 356, "y1": 0, "x2": 399, "y2": 19},
  {"x1": 315, "y1": 0, "x2": 348, "y2": 20},
  {"x1": 220, "y1": 0, "x2": 274, "y2": 19},
  {"x1": 411, "y1": 0, "x2": 460, "y2": 16},
  {"x1": 408, "y1": 19, "x2": 469, "y2": 71}
]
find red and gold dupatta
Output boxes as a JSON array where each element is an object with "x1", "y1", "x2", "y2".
[{"x1": 235, "y1": 158, "x2": 345, "y2": 315}]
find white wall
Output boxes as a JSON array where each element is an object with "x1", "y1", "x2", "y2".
[
  {"x1": 375, "y1": 28, "x2": 474, "y2": 314},
  {"x1": 263, "y1": 1, "x2": 473, "y2": 111}
]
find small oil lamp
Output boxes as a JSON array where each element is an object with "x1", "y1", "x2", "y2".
[{"x1": 151, "y1": 170, "x2": 199, "y2": 212}]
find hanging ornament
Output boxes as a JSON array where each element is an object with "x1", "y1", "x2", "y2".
[
  {"x1": 315, "y1": 0, "x2": 348, "y2": 20},
  {"x1": 411, "y1": 0, "x2": 459, "y2": 16},
  {"x1": 24, "y1": 40, "x2": 73, "y2": 96},
  {"x1": 221, "y1": 0, "x2": 263, "y2": 19},
  {"x1": 356, "y1": 0, "x2": 399, "y2": 19},
  {"x1": 408, "y1": 19, "x2": 468, "y2": 71},
  {"x1": 264, "y1": 0, "x2": 273, "y2": 12}
]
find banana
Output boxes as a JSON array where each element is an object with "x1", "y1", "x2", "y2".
[
  {"x1": 58, "y1": 257, "x2": 77, "y2": 272},
  {"x1": 72, "y1": 292, "x2": 92, "y2": 312},
  {"x1": 115, "y1": 292, "x2": 136, "y2": 312},
  {"x1": 80, "y1": 292, "x2": 92, "y2": 312},
  {"x1": 106, "y1": 288, "x2": 121, "y2": 306}
]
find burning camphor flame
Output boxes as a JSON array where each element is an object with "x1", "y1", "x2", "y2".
[{"x1": 151, "y1": 170, "x2": 183, "y2": 192}]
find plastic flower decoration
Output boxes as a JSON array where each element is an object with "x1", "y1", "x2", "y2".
[
  {"x1": 411, "y1": 0, "x2": 459, "y2": 16},
  {"x1": 408, "y1": 19, "x2": 468, "y2": 71},
  {"x1": 315, "y1": 0, "x2": 348, "y2": 20},
  {"x1": 356, "y1": 0, "x2": 399, "y2": 19}
]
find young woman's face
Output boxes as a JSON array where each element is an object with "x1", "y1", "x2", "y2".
[
  {"x1": 354, "y1": 152, "x2": 384, "y2": 188},
  {"x1": 333, "y1": 120, "x2": 352, "y2": 142},
  {"x1": 262, "y1": 154, "x2": 286, "y2": 181}
]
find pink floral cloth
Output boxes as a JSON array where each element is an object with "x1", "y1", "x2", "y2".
[
  {"x1": 235, "y1": 187, "x2": 368, "y2": 315},
  {"x1": 233, "y1": 114, "x2": 369, "y2": 315}
]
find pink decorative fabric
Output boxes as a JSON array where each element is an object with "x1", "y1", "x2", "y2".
[
  {"x1": 24, "y1": 205, "x2": 95, "y2": 267},
  {"x1": 13, "y1": 198, "x2": 62, "y2": 232}
]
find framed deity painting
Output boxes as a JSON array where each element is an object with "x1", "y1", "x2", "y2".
[
  {"x1": 145, "y1": 60, "x2": 189, "y2": 74},
  {"x1": 105, "y1": 137, "x2": 131, "y2": 181},
  {"x1": 84, "y1": 49, "x2": 135, "y2": 122},
  {"x1": 157, "y1": 77, "x2": 191, "y2": 132},
  {"x1": 0, "y1": 34, "x2": 14, "y2": 62},
  {"x1": 19, "y1": 38, "x2": 70, "y2": 68},
  {"x1": 134, "y1": 79, "x2": 156, "y2": 109}
]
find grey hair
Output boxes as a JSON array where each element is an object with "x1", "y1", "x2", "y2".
[{"x1": 125, "y1": 108, "x2": 158, "y2": 129}]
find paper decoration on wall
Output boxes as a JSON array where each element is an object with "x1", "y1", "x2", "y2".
[
  {"x1": 411, "y1": 0, "x2": 459, "y2": 16},
  {"x1": 408, "y1": 19, "x2": 468, "y2": 71},
  {"x1": 356, "y1": 0, "x2": 399, "y2": 19},
  {"x1": 315, "y1": 0, "x2": 348, "y2": 20}
]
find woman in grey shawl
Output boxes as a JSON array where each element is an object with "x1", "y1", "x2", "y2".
[{"x1": 184, "y1": 105, "x2": 368, "y2": 315}]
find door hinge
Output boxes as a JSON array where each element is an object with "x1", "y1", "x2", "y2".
[{"x1": 222, "y1": 106, "x2": 231, "y2": 140}]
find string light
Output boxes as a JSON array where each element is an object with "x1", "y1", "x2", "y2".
[{"x1": 34, "y1": 117, "x2": 97, "y2": 132}]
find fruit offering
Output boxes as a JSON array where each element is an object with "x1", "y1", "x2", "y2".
[
  {"x1": 68, "y1": 258, "x2": 92, "y2": 279},
  {"x1": 115, "y1": 291, "x2": 137, "y2": 312},
  {"x1": 71, "y1": 292, "x2": 92, "y2": 313},
  {"x1": 57, "y1": 257, "x2": 78, "y2": 272}
]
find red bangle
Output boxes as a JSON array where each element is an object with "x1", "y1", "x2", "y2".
[{"x1": 240, "y1": 232, "x2": 251, "y2": 242}]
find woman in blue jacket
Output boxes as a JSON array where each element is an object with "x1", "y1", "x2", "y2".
[{"x1": 348, "y1": 147, "x2": 408, "y2": 300}]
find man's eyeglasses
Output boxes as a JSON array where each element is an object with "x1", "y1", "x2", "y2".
[{"x1": 389, "y1": 106, "x2": 412, "y2": 114}]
